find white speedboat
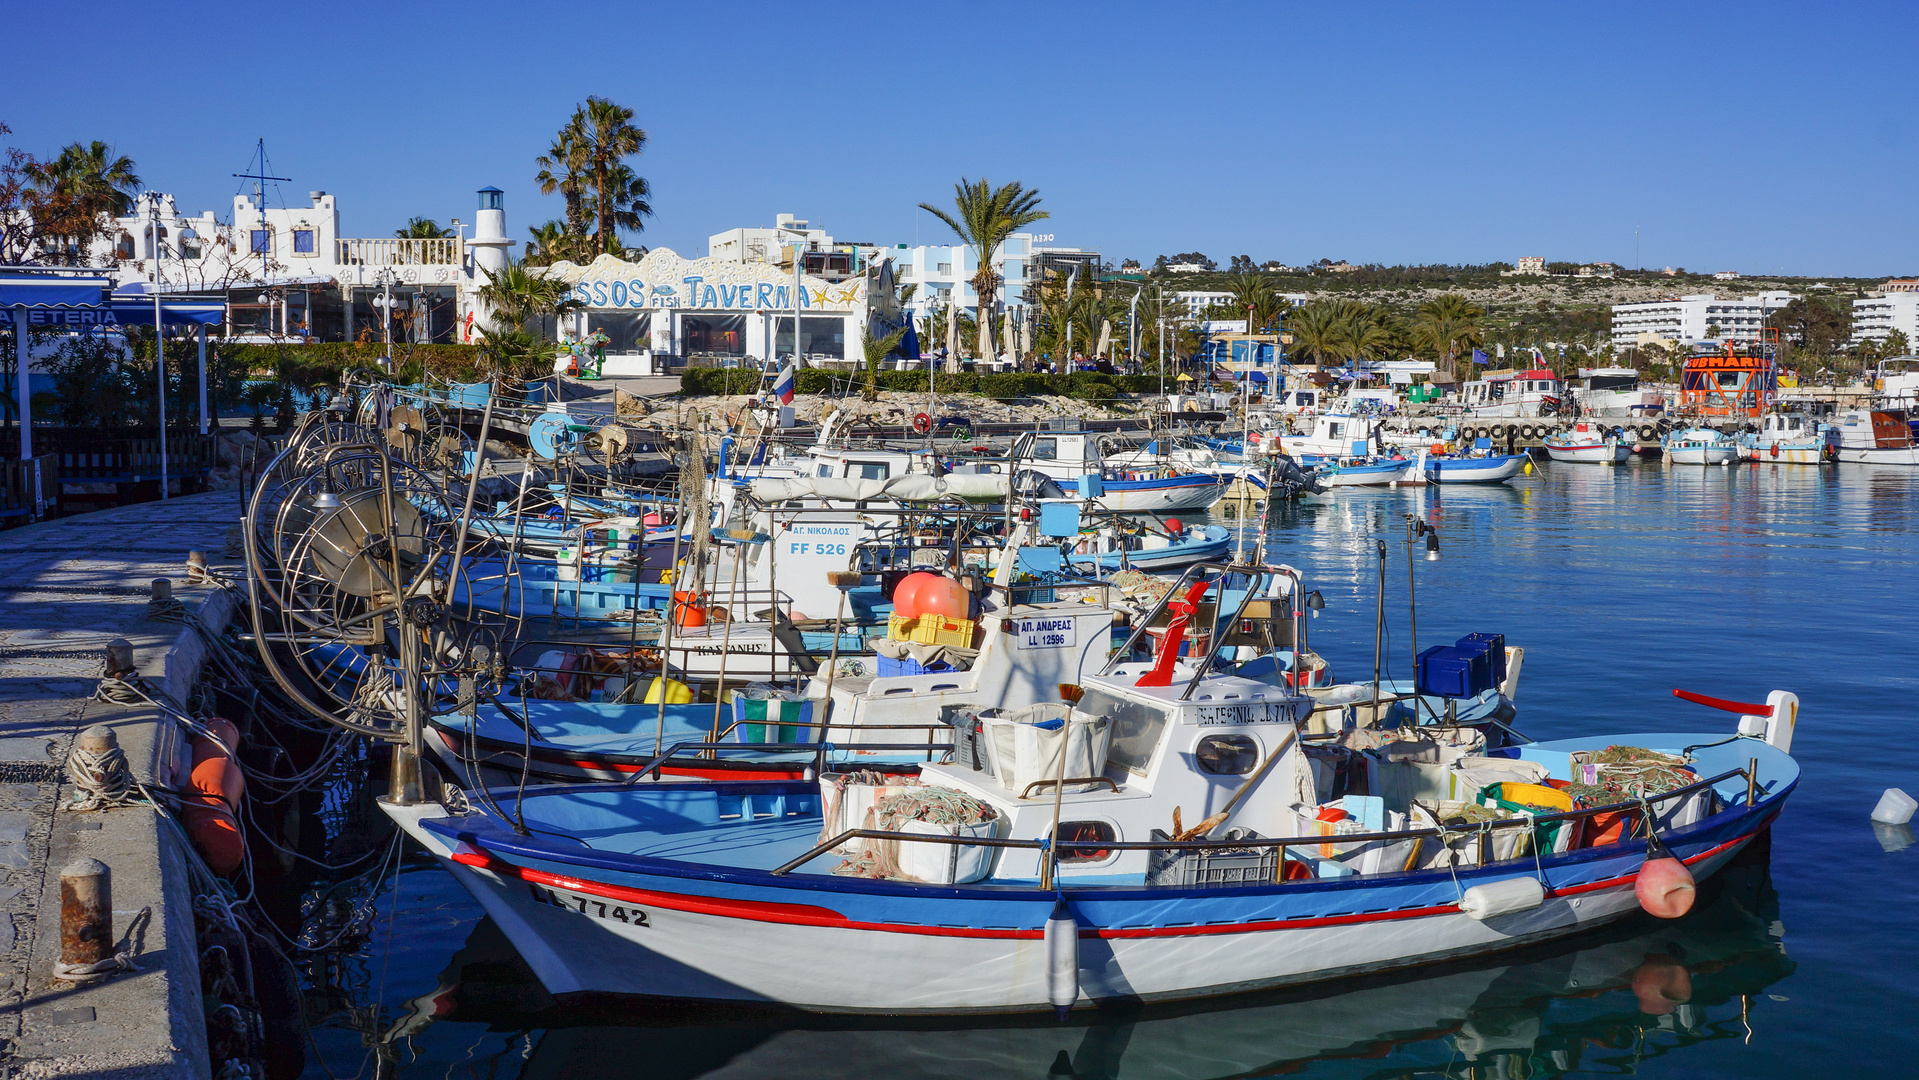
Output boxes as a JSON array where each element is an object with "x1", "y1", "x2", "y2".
[
  {"x1": 1569, "y1": 368, "x2": 1665, "y2": 417},
  {"x1": 1825, "y1": 407, "x2": 1919, "y2": 465},
  {"x1": 1423, "y1": 451, "x2": 1529, "y2": 485},
  {"x1": 1663, "y1": 427, "x2": 1741, "y2": 466},
  {"x1": 1543, "y1": 422, "x2": 1633, "y2": 464}
]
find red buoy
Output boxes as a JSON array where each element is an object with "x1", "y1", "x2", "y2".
[{"x1": 1635, "y1": 830, "x2": 1696, "y2": 919}]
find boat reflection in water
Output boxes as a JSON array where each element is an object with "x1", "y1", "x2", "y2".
[{"x1": 386, "y1": 843, "x2": 1792, "y2": 1080}]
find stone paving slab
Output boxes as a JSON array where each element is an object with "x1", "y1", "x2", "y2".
[{"x1": 0, "y1": 490, "x2": 243, "y2": 1078}]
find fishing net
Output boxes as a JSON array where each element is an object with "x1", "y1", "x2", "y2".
[
  {"x1": 1564, "y1": 745, "x2": 1694, "y2": 806},
  {"x1": 832, "y1": 786, "x2": 998, "y2": 880}
]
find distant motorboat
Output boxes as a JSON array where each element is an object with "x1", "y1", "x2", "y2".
[
  {"x1": 1423, "y1": 451, "x2": 1529, "y2": 485},
  {"x1": 1568, "y1": 367, "x2": 1665, "y2": 417},
  {"x1": 1543, "y1": 421, "x2": 1634, "y2": 464},
  {"x1": 1825, "y1": 407, "x2": 1919, "y2": 465},
  {"x1": 1739, "y1": 411, "x2": 1829, "y2": 464}
]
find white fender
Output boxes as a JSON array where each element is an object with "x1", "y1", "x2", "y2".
[
  {"x1": 1045, "y1": 898, "x2": 1078, "y2": 1018},
  {"x1": 1459, "y1": 876, "x2": 1545, "y2": 920}
]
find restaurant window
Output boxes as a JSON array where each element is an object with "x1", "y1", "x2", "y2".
[
  {"x1": 681, "y1": 313, "x2": 746, "y2": 355},
  {"x1": 292, "y1": 230, "x2": 315, "y2": 255},
  {"x1": 592, "y1": 312, "x2": 650, "y2": 354},
  {"x1": 251, "y1": 229, "x2": 271, "y2": 254},
  {"x1": 772, "y1": 315, "x2": 845, "y2": 361}
]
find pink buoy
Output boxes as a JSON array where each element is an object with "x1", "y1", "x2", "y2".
[{"x1": 1635, "y1": 830, "x2": 1696, "y2": 919}]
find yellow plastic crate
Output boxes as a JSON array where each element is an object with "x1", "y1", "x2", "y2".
[{"x1": 887, "y1": 613, "x2": 976, "y2": 648}]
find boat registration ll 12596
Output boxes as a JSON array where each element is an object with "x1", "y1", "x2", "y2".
[{"x1": 1014, "y1": 617, "x2": 1077, "y2": 650}]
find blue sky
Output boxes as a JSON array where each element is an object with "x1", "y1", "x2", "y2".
[{"x1": 4, "y1": 1, "x2": 1913, "y2": 276}]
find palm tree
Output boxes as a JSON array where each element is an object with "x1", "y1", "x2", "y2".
[
  {"x1": 26, "y1": 141, "x2": 140, "y2": 257},
  {"x1": 476, "y1": 257, "x2": 584, "y2": 334},
  {"x1": 524, "y1": 220, "x2": 579, "y2": 266},
  {"x1": 1884, "y1": 329, "x2": 1911, "y2": 358},
  {"x1": 1412, "y1": 294, "x2": 1484, "y2": 381},
  {"x1": 535, "y1": 128, "x2": 588, "y2": 239},
  {"x1": 394, "y1": 217, "x2": 453, "y2": 239},
  {"x1": 573, "y1": 98, "x2": 652, "y2": 255},
  {"x1": 1285, "y1": 301, "x2": 1348, "y2": 365},
  {"x1": 919, "y1": 179, "x2": 1048, "y2": 361}
]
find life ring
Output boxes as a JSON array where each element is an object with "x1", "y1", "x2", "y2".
[
  {"x1": 912, "y1": 412, "x2": 932, "y2": 434},
  {"x1": 1519, "y1": 424, "x2": 1534, "y2": 439},
  {"x1": 1640, "y1": 424, "x2": 1655, "y2": 440}
]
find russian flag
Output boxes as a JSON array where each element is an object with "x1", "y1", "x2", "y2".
[{"x1": 772, "y1": 361, "x2": 796, "y2": 405}]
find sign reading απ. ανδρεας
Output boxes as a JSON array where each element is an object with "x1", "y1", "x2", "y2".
[{"x1": 1015, "y1": 617, "x2": 1076, "y2": 650}]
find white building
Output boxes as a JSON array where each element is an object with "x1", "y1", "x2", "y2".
[
  {"x1": 1610, "y1": 292, "x2": 1796, "y2": 350},
  {"x1": 891, "y1": 233, "x2": 1040, "y2": 321},
  {"x1": 1852, "y1": 292, "x2": 1919, "y2": 346},
  {"x1": 1502, "y1": 256, "x2": 1547, "y2": 277},
  {"x1": 73, "y1": 184, "x2": 504, "y2": 343},
  {"x1": 1174, "y1": 290, "x2": 1311, "y2": 320},
  {"x1": 706, "y1": 214, "x2": 870, "y2": 282}
]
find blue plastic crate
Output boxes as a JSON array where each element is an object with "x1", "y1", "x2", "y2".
[
  {"x1": 1416, "y1": 645, "x2": 1493, "y2": 698},
  {"x1": 877, "y1": 655, "x2": 954, "y2": 678},
  {"x1": 1457, "y1": 633, "x2": 1506, "y2": 686}
]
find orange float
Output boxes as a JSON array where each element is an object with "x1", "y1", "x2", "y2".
[
  {"x1": 185, "y1": 718, "x2": 246, "y2": 874},
  {"x1": 1635, "y1": 831, "x2": 1697, "y2": 919},
  {"x1": 893, "y1": 572, "x2": 966, "y2": 620}
]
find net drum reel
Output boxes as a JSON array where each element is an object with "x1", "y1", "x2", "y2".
[{"x1": 243, "y1": 434, "x2": 525, "y2": 742}]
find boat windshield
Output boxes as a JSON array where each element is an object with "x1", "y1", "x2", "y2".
[{"x1": 1080, "y1": 686, "x2": 1170, "y2": 777}]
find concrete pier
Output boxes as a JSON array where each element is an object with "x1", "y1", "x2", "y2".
[{"x1": 0, "y1": 491, "x2": 242, "y2": 1078}]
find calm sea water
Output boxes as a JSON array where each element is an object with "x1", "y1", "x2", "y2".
[{"x1": 300, "y1": 458, "x2": 1919, "y2": 1080}]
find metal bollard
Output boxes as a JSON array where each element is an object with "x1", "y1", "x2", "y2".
[
  {"x1": 78, "y1": 725, "x2": 118, "y2": 758},
  {"x1": 58, "y1": 858, "x2": 112, "y2": 981},
  {"x1": 104, "y1": 639, "x2": 136, "y2": 677},
  {"x1": 186, "y1": 550, "x2": 208, "y2": 583},
  {"x1": 150, "y1": 578, "x2": 172, "y2": 602}
]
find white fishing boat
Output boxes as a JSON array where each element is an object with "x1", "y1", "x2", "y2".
[
  {"x1": 1009, "y1": 430, "x2": 1227, "y2": 513},
  {"x1": 1458, "y1": 369, "x2": 1564, "y2": 418},
  {"x1": 1825, "y1": 407, "x2": 1919, "y2": 465},
  {"x1": 1738, "y1": 412, "x2": 1829, "y2": 464},
  {"x1": 1423, "y1": 446, "x2": 1530, "y2": 485},
  {"x1": 1310, "y1": 448, "x2": 1429, "y2": 488},
  {"x1": 382, "y1": 564, "x2": 1802, "y2": 1014},
  {"x1": 1543, "y1": 422, "x2": 1634, "y2": 464},
  {"x1": 1568, "y1": 367, "x2": 1665, "y2": 417},
  {"x1": 1662, "y1": 427, "x2": 1741, "y2": 466}
]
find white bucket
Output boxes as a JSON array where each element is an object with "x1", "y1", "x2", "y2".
[
  {"x1": 979, "y1": 704, "x2": 1112, "y2": 795},
  {"x1": 897, "y1": 816, "x2": 1002, "y2": 884}
]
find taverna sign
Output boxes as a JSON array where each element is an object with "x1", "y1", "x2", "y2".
[{"x1": 543, "y1": 248, "x2": 866, "y2": 313}]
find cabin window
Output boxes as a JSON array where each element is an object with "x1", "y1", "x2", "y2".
[
  {"x1": 844, "y1": 461, "x2": 889, "y2": 480},
  {"x1": 1716, "y1": 372, "x2": 1743, "y2": 389},
  {"x1": 1326, "y1": 423, "x2": 1343, "y2": 439},
  {"x1": 817, "y1": 464, "x2": 831, "y2": 478},
  {"x1": 1195, "y1": 734, "x2": 1258, "y2": 775},
  {"x1": 1031, "y1": 438, "x2": 1058, "y2": 461},
  {"x1": 1055, "y1": 821, "x2": 1115, "y2": 863},
  {"x1": 292, "y1": 229, "x2": 315, "y2": 254},
  {"x1": 1081, "y1": 686, "x2": 1169, "y2": 777}
]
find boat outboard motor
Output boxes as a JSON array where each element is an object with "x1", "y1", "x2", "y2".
[
  {"x1": 1012, "y1": 469, "x2": 1067, "y2": 500},
  {"x1": 1270, "y1": 452, "x2": 1322, "y2": 497}
]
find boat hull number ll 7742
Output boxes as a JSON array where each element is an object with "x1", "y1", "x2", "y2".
[{"x1": 529, "y1": 883, "x2": 650, "y2": 926}]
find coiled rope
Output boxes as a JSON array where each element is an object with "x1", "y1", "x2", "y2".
[
  {"x1": 51, "y1": 905, "x2": 150, "y2": 982},
  {"x1": 67, "y1": 738, "x2": 138, "y2": 811}
]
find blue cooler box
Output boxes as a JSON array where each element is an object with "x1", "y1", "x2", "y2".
[
  {"x1": 1415, "y1": 645, "x2": 1494, "y2": 698},
  {"x1": 1457, "y1": 632, "x2": 1507, "y2": 686}
]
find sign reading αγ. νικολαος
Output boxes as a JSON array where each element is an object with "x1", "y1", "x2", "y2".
[
  {"x1": 1194, "y1": 703, "x2": 1297, "y2": 725},
  {"x1": 1015, "y1": 617, "x2": 1076, "y2": 649}
]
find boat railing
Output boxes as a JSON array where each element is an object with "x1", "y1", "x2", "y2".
[
  {"x1": 767, "y1": 765, "x2": 1761, "y2": 880},
  {"x1": 624, "y1": 734, "x2": 956, "y2": 784}
]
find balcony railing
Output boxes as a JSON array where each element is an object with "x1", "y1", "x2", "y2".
[{"x1": 335, "y1": 238, "x2": 465, "y2": 267}]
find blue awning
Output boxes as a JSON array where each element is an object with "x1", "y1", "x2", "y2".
[
  {"x1": 1, "y1": 300, "x2": 225, "y2": 328},
  {"x1": 1248, "y1": 371, "x2": 1269, "y2": 382},
  {"x1": 0, "y1": 274, "x2": 112, "y2": 309}
]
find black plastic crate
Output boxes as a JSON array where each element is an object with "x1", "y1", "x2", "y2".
[{"x1": 1144, "y1": 828, "x2": 1277, "y2": 887}]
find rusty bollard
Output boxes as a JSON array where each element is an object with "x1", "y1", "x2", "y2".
[
  {"x1": 104, "y1": 639, "x2": 135, "y2": 678},
  {"x1": 186, "y1": 550, "x2": 209, "y2": 584},
  {"x1": 55, "y1": 858, "x2": 113, "y2": 984}
]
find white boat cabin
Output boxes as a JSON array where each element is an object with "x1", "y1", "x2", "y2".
[{"x1": 1459, "y1": 368, "x2": 1564, "y2": 418}]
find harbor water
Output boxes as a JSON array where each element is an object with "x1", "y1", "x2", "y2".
[{"x1": 298, "y1": 458, "x2": 1919, "y2": 1079}]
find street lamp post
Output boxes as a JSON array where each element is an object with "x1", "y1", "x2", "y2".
[{"x1": 150, "y1": 197, "x2": 169, "y2": 500}]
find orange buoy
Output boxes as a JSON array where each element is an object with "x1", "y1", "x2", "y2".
[
  {"x1": 1635, "y1": 830, "x2": 1696, "y2": 919},
  {"x1": 190, "y1": 719, "x2": 245, "y2": 813},
  {"x1": 893, "y1": 571, "x2": 958, "y2": 620},
  {"x1": 1629, "y1": 954, "x2": 1693, "y2": 1015}
]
